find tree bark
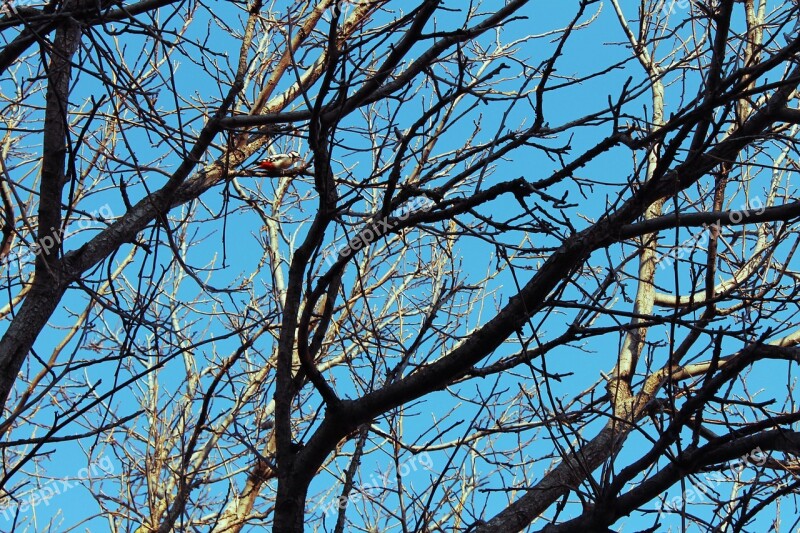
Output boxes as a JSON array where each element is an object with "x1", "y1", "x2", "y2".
[{"x1": 0, "y1": 2, "x2": 81, "y2": 411}]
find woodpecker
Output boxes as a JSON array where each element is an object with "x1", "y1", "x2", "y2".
[{"x1": 256, "y1": 151, "x2": 301, "y2": 171}]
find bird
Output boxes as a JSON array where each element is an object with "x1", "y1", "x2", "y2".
[{"x1": 255, "y1": 151, "x2": 301, "y2": 171}]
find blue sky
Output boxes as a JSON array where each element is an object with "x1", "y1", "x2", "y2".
[{"x1": 0, "y1": 0, "x2": 797, "y2": 531}]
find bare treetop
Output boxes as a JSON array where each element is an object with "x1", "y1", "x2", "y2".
[{"x1": 0, "y1": 0, "x2": 800, "y2": 531}]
